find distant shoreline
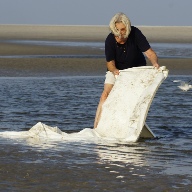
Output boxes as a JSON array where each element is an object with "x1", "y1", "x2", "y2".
[
  {"x1": 1, "y1": 24, "x2": 192, "y2": 27},
  {"x1": 0, "y1": 24, "x2": 192, "y2": 43}
]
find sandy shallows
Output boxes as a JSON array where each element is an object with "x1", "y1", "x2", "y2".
[
  {"x1": 0, "y1": 25, "x2": 192, "y2": 43},
  {"x1": 0, "y1": 25, "x2": 191, "y2": 77},
  {"x1": 0, "y1": 58, "x2": 191, "y2": 77},
  {"x1": 0, "y1": 42, "x2": 104, "y2": 56}
]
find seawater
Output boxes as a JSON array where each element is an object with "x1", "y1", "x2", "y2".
[
  {"x1": 0, "y1": 75, "x2": 192, "y2": 191},
  {"x1": 1, "y1": 40, "x2": 192, "y2": 58}
]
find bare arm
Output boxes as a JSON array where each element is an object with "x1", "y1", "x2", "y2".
[
  {"x1": 144, "y1": 48, "x2": 160, "y2": 69},
  {"x1": 106, "y1": 60, "x2": 120, "y2": 75}
]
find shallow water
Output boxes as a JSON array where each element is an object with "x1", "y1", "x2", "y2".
[
  {"x1": 1, "y1": 40, "x2": 192, "y2": 58},
  {"x1": 0, "y1": 75, "x2": 192, "y2": 191}
]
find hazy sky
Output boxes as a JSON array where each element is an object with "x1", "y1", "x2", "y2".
[{"x1": 0, "y1": 0, "x2": 191, "y2": 26}]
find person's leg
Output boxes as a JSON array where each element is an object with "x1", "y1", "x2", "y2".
[
  {"x1": 94, "y1": 83, "x2": 113, "y2": 128},
  {"x1": 94, "y1": 71, "x2": 116, "y2": 128}
]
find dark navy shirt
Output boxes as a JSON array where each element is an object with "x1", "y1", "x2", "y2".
[{"x1": 105, "y1": 26, "x2": 150, "y2": 70}]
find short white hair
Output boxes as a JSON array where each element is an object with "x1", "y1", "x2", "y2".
[{"x1": 109, "y1": 12, "x2": 131, "y2": 38}]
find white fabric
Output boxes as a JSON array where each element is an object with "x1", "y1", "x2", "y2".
[
  {"x1": 0, "y1": 66, "x2": 168, "y2": 143},
  {"x1": 95, "y1": 66, "x2": 168, "y2": 142}
]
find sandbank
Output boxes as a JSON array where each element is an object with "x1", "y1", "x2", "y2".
[
  {"x1": 0, "y1": 25, "x2": 191, "y2": 43},
  {"x1": 0, "y1": 25, "x2": 191, "y2": 77}
]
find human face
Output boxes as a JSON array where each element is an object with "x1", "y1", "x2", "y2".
[{"x1": 115, "y1": 22, "x2": 127, "y2": 39}]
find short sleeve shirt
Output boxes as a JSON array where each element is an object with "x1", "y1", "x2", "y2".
[{"x1": 105, "y1": 26, "x2": 150, "y2": 70}]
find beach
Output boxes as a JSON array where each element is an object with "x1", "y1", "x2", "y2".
[
  {"x1": 0, "y1": 25, "x2": 192, "y2": 76},
  {"x1": 0, "y1": 25, "x2": 192, "y2": 191},
  {"x1": 0, "y1": 25, "x2": 192, "y2": 43}
]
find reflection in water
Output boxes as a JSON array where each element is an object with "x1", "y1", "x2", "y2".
[{"x1": 2, "y1": 131, "x2": 191, "y2": 177}]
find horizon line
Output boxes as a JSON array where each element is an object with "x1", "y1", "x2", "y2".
[{"x1": 0, "y1": 24, "x2": 192, "y2": 27}]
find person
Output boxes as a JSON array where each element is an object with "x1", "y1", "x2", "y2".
[{"x1": 94, "y1": 12, "x2": 160, "y2": 128}]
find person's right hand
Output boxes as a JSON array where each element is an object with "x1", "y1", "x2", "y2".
[{"x1": 112, "y1": 69, "x2": 120, "y2": 76}]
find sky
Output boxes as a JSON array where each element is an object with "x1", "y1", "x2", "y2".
[{"x1": 0, "y1": 0, "x2": 191, "y2": 26}]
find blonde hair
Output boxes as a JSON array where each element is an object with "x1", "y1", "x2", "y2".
[{"x1": 109, "y1": 12, "x2": 131, "y2": 38}]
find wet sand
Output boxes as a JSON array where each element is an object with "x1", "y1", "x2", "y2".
[
  {"x1": 0, "y1": 25, "x2": 192, "y2": 76},
  {"x1": 0, "y1": 58, "x2": 192, "y2": 76}
]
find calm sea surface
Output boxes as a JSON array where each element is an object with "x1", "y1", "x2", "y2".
[{"x1": 0, "y1": 41, "x2": 192, "y2": 191}]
